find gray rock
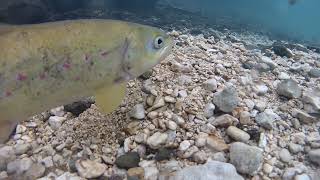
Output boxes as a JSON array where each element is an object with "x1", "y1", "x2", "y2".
[
  {"x1": 278, "y1": 72, "x2": 291, "y2": 80},
  {"x1": 302, "y1": 88, "x2": 320, "y2": 115},
  {"x1": 203, "y1": 79, "x2": 218, "y2": 92},
  {"x1": 292, "y1": 109, "x2": 317, "y2": 124},
  {"x1": 115, "y1": 152, "x2": 140, "y2": 169},
  {"x1": 279, "y1": 149, "x2": 293, "y2": 163},
  {"x1": 147, "y1": 132, "x2": 168, "y2": 149},
  {"x1": 193, "y1": 151, "x2": 207, "y2": 163},
  {"x1": 15, "y1": 125, "x2": 27, "y2": 134},
  {"x1": 178, "y1": 140, "x2": 191, "y2": 151},
  {"x1": 155, "y1": 148, "x2": 172, "y2": 161},
  {"x1": 144, "y1": 166, "x2": 159, "y2": 180},
  {"x1": 172, "y1": 160, "x2": 244, "y2": 180},
  {"x1": 7, "y1": 157, "x2": 33, "y2": 175},
  {"x1": 203, "y1": 103, "x2": 215, "y2": 118},
  {"x1": 129, "y1": 104, "x2": 145, "y2": 120},
  {"x1": 14, "y1": 143, "x2": 31, "y2": 155},
  {"x1": 253, "y1": 84, "x2": 269, "y2": 96},
  {"x1": 40, "y1": 156, "x2": 54, "y2": 168},
  {"x1": 48, "y1": 116, "x2": 66, "y2": 130},
  {"x1": 239, "y1": 111, "x2": 252, "y2": 125},
  {"x1": 276, "y1": 79, "x2": 302, "y2": 99},
  {"x1": 211, "y1": 152, "x2": 227, "y2": 162},
  {"x1": 255, "y1": 109, "x2": 280, "y2": 129},
  {"x1": 309, "y1": 68, "x2": 320, "y2": 78},
  {"x1": 226, "y1": 126, "x2": 250, "y2": 142},
  {"x1": 288, "y1": 143, "x2": 304, "y2": 154},
  {"x1": 159, "y1": 160, "x2": 181, "y2": 174},
  {"x1": 255, "y1": 100, "x2": 267, "y2": 112},
  {"x1": 308, "y1": 149, "x2": 320, "y2": 165},
  {"x1": 0, "y1": 146, "x2": 16, "y2": 171},
  {"x1": 24, "y1": 163, "x2": 46, "y2": 179},
  {"x1": 209, "y1": 114, "x2": 238, "y2": 127},
  {"x1": 0, "y1": 171, "x2": 8, "y2": 179},
  {"x1": 75, "y1": 159, "x2": 106, "y2": 178},
  {"x1": 50, "y1": 106, "x2": 65, "y2": 117},
  {"x1": 230, "y1": 142, "x2": 263, "y2": 175},
  {"x1": 260, "y1": 56, "x2": 278, "y2": 69},
  {"x1": 212, "y1": 87, "x2": 239, "y2": 113}
]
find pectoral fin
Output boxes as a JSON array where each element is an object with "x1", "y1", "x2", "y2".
[{"x1": 95, "y1": 82, "x2": 127, "y2": 114}]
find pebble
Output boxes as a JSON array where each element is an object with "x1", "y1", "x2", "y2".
[
  {"x1": 255, "y1": 109, "x2": 279, "y2": 130},
  {"x1": 212, "y1": 87, "x2": 239, "y2": 113},
  {"x1": 75, "y1": 159, "x2": 106, "y2": 178},
  {"x1": 210, "y1": 114, "x2": 238, "y2": 127},
  {"x1": 14, "y1": 143, "x2": 31, "y2": 155},
  {"x1": 129, "y1": 104, "x2": 145, "y2": 119},
  {"x1": 167, "y1": 121, "x2": 178, "y2": 130},
  {"x1": 203, "y1": 78, "x2": 218, "y2": 92},
  {"x1": 276, "y1": 79, "x2": 302, "y2": 99},
  {"x1": 292, "y1": 109, "x2": 317, "y2": 124},
  {"x1": 288, "y1": 143, "x2": 304, "y2": 154},
  {"x1": 50, "y1": 106, "x2": 65, "y2": 117},
  {"x1": 206, "y1": 135, "x2": 229, "y2": 152},
  {"x1": 155, "y1": 148, "x2": 172, "y2": 161},
  {"x1": 115, "y1": 152, "x2": 140, "y2": 169},
  {"x1": 48, "y1": 116, "x2": 67, "y2": 130},
  {"x1": 203, "y1": 103, "x2": 215, "y2": 118},
  {"x1": 172, "y1": 160, "x2": 244, "y2": 180},
  {"x1": 226, "y1": 126, "x2": 250, "y2": 142},
  {"x1": 308, "y1": 149, "x2": 320, "y2": 165},
  {"x1": 278, "y1": 72, "x2": 291, "y2": 80},
  {"x1": 24, "y1": 163, "x2": 46, "y2": 179},
  {"x1": 7, "y1": 157, "x2": 33, "y2": 175},
  {"x1": 147, "y1": 132, "x2": 168, "y2": 149},
  {"x1": 15, "y1": 125, "x2": 27, "y2": 134},
  {"x1": 149, "y1": 97, "x2": 165, "y2": 111},
  {"x1": 308, "y1": 68, "x2": 320, "y2": 78},
  {"x1": 172, "y1": 114, "x2": 186, "y2": 125},
  {"x1": 263, "y1": 163, "x2": 273, "y2": 174},
  {"x1": 253, "y1": 83, "x2": 269, "y2": 96},
  {"x1": 239, "y1": 111, "x2": 252, "y2": 125},
  {"x1": 143, "y1": 166, "x2": 159, "y2": 180},
  {"x1": 211, "y1": 152, "x2": 227, "y2": 162},
  {"x1": 164, "y1": 96, "x2": 176, "y2": 103},
  {"x1": 179, "y1": 140, "x2": 191, "y2": 151},
  {"x1": 127, "y1": 167, "x2": 144, "y2": 179},
  {"x1": 193, "y1": 151, "x2": 207, "y2": 163},
  {"x1": 279, "y1": 149, "x2": 293, "y2": 163},
  {"x1": 230, "y1": 142, "x2": 263, "y2": 175}
]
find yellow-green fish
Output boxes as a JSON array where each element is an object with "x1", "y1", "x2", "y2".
[{"x1": 0, "y1": 19, "x2": 173, "y2": 143}]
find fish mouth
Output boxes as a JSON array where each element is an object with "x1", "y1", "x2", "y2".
[{"x1": 158, "y1": 40, "x2": 173, "y2": 63}]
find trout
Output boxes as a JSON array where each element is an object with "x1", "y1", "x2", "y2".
[{"x1": 0, "y1": 19, "x2": 173, "y2": 143}]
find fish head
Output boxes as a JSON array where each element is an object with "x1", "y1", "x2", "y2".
[{"x1": 122, "y1": 24, "x2": 173, "y2": 79}]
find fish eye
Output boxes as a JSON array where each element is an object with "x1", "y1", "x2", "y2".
[{"x1": 153, "y1": 36, "x2": 164, "y2": 49}]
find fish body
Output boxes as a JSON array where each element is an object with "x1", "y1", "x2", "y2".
[{"x1": 0, "y1": 19, "x2": 173, "y2": 143}]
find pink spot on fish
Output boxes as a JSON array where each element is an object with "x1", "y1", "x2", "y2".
[
  {"x1": 75, "y1": 76, "x2": 81, "y2": 81},
  {"x1": 63, "y1": 62, "x2": 71, "y2": 69},
  {"x1": 84, "y1": 54, "x2": 90, "y2": 62},
  {"x1": 5, "y1": 91, "x2": 12, "y2": 97},
  {"x1": 39, "y1": 73, "x2": 46, "y2": 80},
  {"x1": 16, "y1": 73, "x2": 27, "y2": 81},
  {"x1": 100, "y1": 51, "x2": 110, "y2": 57}
]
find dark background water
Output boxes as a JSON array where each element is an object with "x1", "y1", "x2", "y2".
[{"x1": 0, "y1": 0, "x2": 319, "y2": 46}]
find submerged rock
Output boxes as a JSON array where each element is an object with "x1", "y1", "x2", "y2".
[
  {"x1": 75, "y1": 159, "x2": 106, "y2": 178},
  {"x1": 212, "y1": 87, "x2": 239, "y2": 113},
  {"x1": 172, "y1": 160, "x2": 244, "y2": 180},
  {"x1": 64, "y1": 98, "x2": 94, "y2": 116},
  {"x1": 276, "y1": 79, "x2": 302, "y2": 99},
  {"x1": 230, "y1": 142, "x2": 263, "y2": 175},
  {"x1": 115, "y1": 152, "x2": 140, "y2": 169}
]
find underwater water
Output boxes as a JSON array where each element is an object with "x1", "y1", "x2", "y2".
[{"x1": 0, "y1": 0, "x2": 319, "y2": 46}]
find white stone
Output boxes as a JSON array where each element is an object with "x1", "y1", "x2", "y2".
[
  {"x1": 48, "y1": 116, "x2": 67, "y2": 130},
  {"x1": 179, "y1": 140, "x2": 191, "y2": 151},
  {"x1": 75, "y1": 159, "x2": 106, "y2": 179},
  {"x1": 147, "y1": 132, "x2": 168, "y2": 149}
]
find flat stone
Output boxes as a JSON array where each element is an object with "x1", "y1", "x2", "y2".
[
  {"x1": 172, "y1": 160, "x2": 244, "y2": 180},
  {"x1": 75, "y1": 159, "x2": 106, "y2": 178},
  {"x1": 129, "y1": 104, "x2": 145, "y2": 120},
  {"x1": 255, "y1": 109, "x2": 280, "y2": 130},
  {"x1": 210, "y1": 114, "x2": 238, "y2": 127},
  {"x1": 230, "y1": 142, "x2": 263, "y2": 175},
  {"x1": 7, "y1": 157, "x2": 33, "y2": 175},
  {"x1": 212, "y1": 87, "x2": 239, "y2": 113},
  {"x1": 115, "y1": 152, "x2": 140, "y2": 169},
  {"x1": 14, "y1": 143, "x2": 31, "y2": 155},
  {"x1": 276, "y1": 79, "x2": 302, "y2": 99},
  {"x1": 226, "y1": 126, "x2": 250, "y2": 142},
  {"x1": 147, "y1": 132, "x2": 168, "y2": 149},
  {"x1": 206, "y1": 135, "x2": 229, "y2": 152},
  {"x1": 292, "y1": 109, "x2": 317, "y2": 124},
  {"x1": 48, "y1": 116, "x2": 67, "y2": 130}
]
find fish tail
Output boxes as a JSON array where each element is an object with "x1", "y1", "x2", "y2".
[{"x1": 0, "y1": 117, "x2": 18, "y2": 144}]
